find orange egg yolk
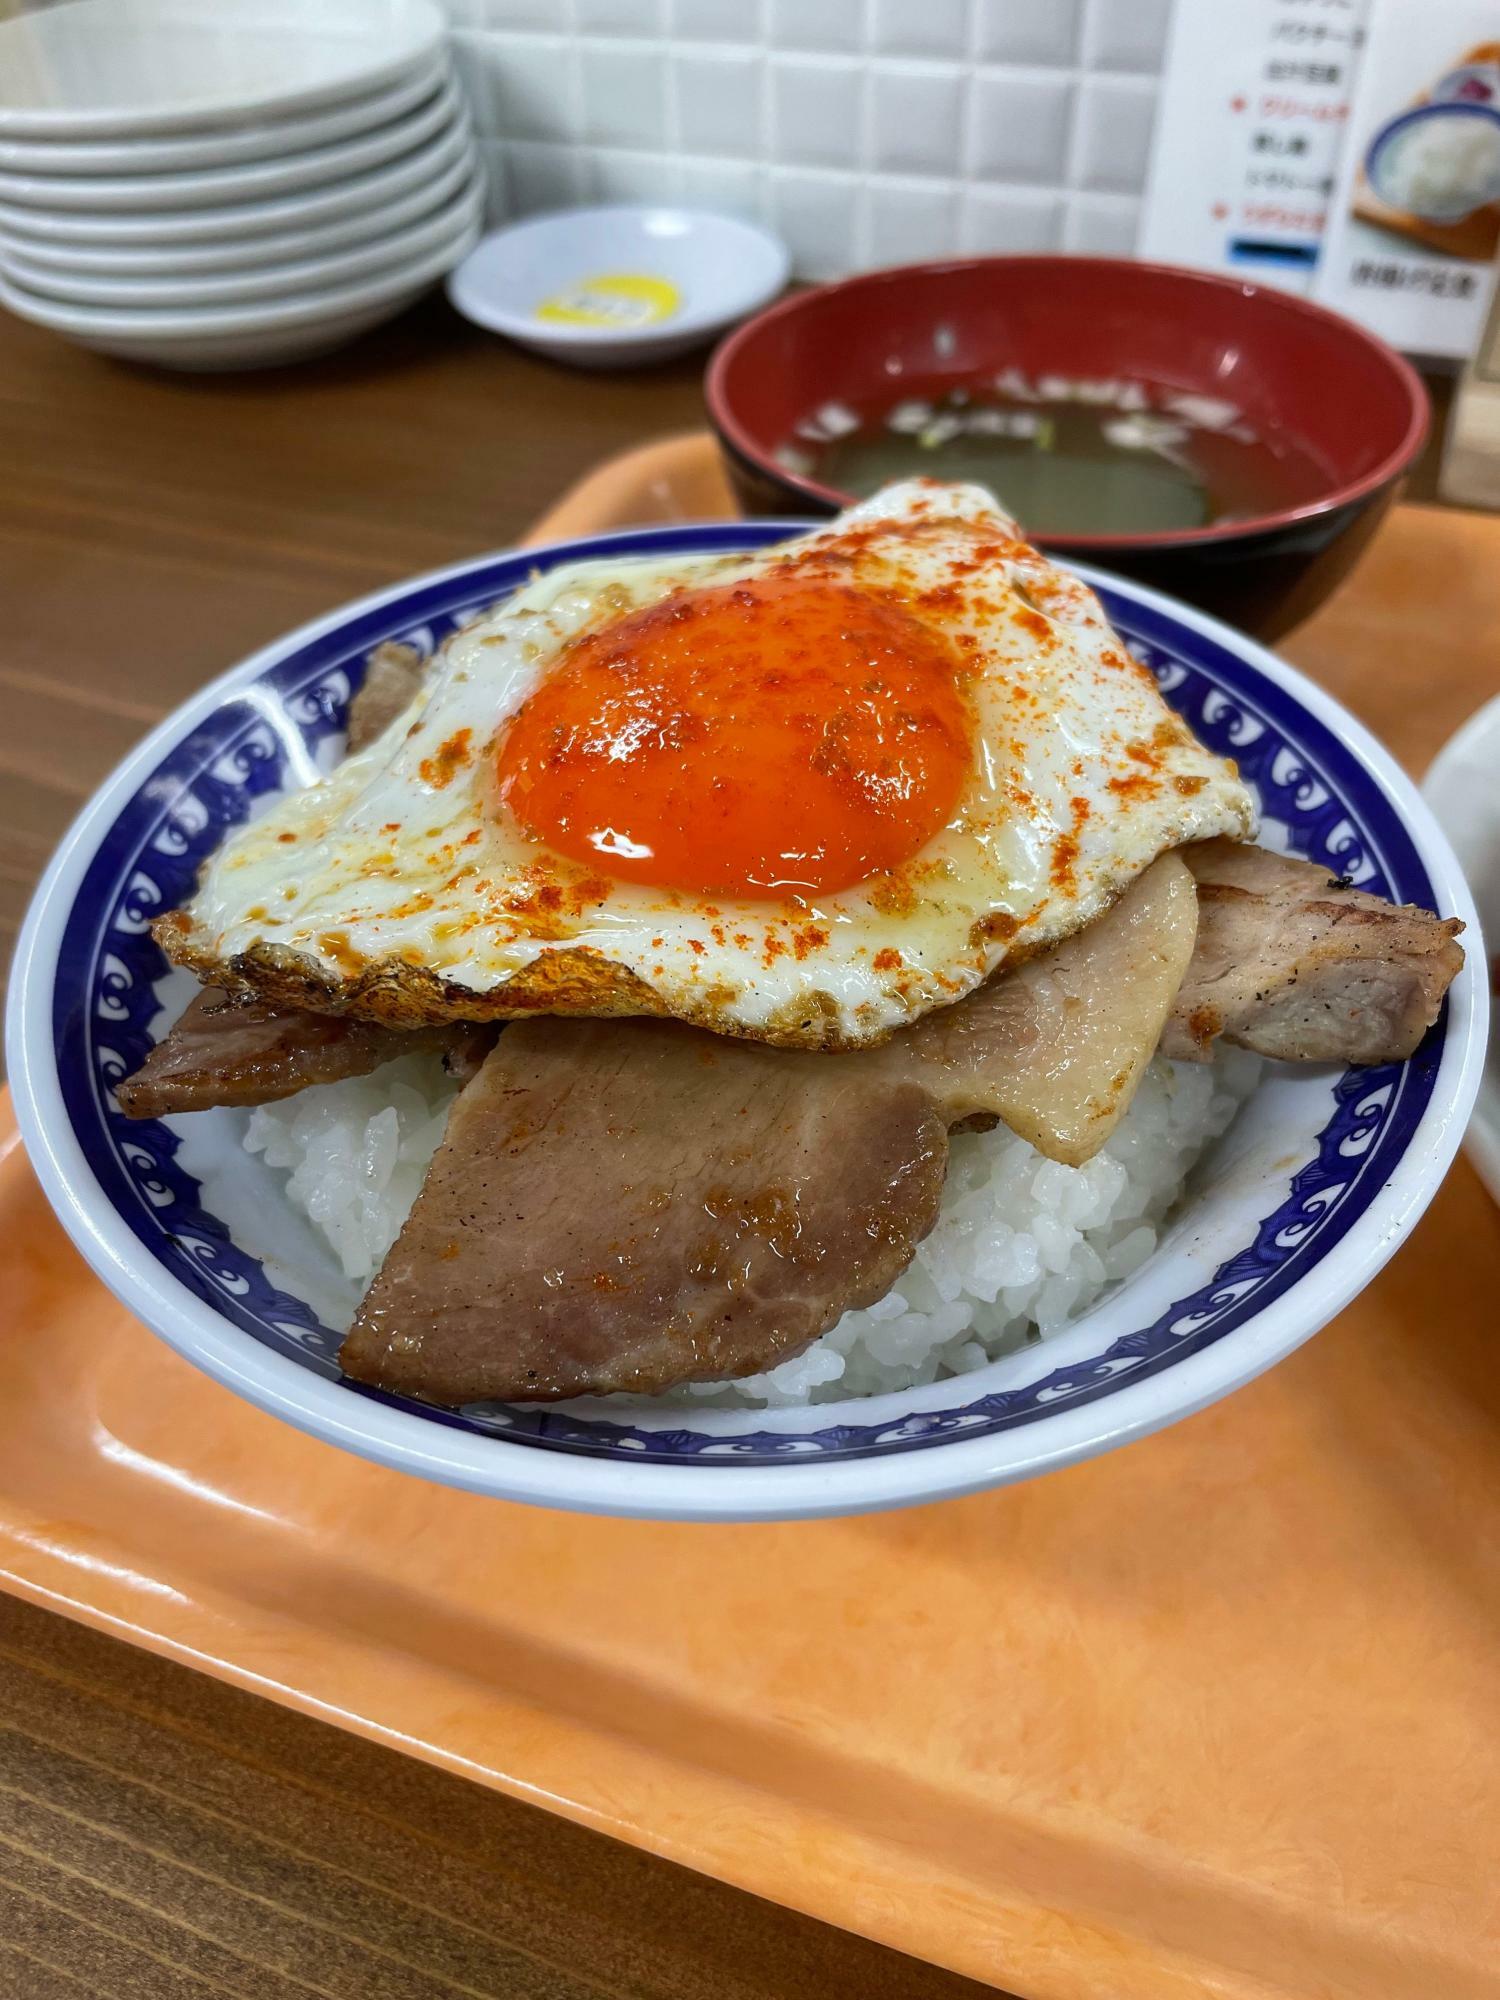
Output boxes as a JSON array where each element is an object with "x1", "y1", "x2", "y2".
[{"x1": 495, "y1": 572, "x2": 971, "y2": 897}]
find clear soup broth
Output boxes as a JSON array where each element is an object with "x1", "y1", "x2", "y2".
[{"x1": 776, "y1": 371, "x2": 1331, "y2": 539}]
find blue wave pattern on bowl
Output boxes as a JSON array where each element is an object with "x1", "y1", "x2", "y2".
[{"x1": 53, "y1": 526, "x2": 1441, "y2": 1466}]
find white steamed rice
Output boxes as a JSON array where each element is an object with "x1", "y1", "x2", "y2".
[{"x1": 243, "y1": 1044, "x2": 1261, "y2": 1407}]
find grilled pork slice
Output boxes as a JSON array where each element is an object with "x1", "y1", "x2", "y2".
[
  {"x1": 345, "y1": 641, "x2": 425, "y2": 753},
  {"x1": 1161, "y1": 839, "x2": 1464, "y2": 1064},
  {"x1": 884, "y1": 851, "x2": 1198, "y2": 1166},
  {"x1": 341, "y1": 1018, "x2": 949, "y2": 1403},
  {"x1": 116, "y1": 990, "x2": 492, "y2": 1120},
  {"x1": 339, "y1": 859, "x2": 1195, "y2": 1403}
]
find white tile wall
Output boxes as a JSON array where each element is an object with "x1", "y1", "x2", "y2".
[
  {"x1": 673, "y1": 48, "x2": 764, "y2": 158},
  {"x1": 1073, "y1": 74, "x2": 1159, "y2": 193},
  {"x1": 869, "y1": 63, "x2": 963, "y2": 178},
  {"x1": 967, "y1": 70, "x2": 1074, "y2": 186},
  {"x1": 768, "y1": 0, "x2": 865, "y2": 54},
  {"x1": 769, "y1": 55, "x2": 864, "y2": 169},
  {"x1": 972, "y1": 0, "x2": 1080, "y2": 69},
  {"x1": 667, "y1": 0, "x2": 760, "y2": 41},
  {"x1": 449, "y1": 0, "x2": 1167, "y2": 278}
]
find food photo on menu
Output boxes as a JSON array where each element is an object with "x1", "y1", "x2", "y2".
[{"x1": 0, "y1": 0, "x2": 1496, "y2": 1995}]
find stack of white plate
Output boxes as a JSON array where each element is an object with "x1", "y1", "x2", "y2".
[{"x1": 0, "y1": 0, "x2": 482, "y2": 369}]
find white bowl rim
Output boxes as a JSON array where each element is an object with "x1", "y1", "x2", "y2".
[
  {"x1": 1424, "y1": 689, "x2": 1500, "y2": 799},
  {"x1": 0, "y1": 117, "x2": 470, "y2": 242},
  {"x1": 0, "y1": 0, "x2": 446, "y2": 140},
  {"x1": 1422, "y1": 691, "x2": 1500, "y2": 1206},
  {"x1": 0, "y1": 190, "x2": 479, "y2": 334},
  {"x1": 445, "y1": 205, "x2": 792, "y2": 347},
  {"x1": 0, "y1": 146, "x2": 475, "y2": 274},
  {"x1": 7, "y1": 535, "x2": 1487, "y2": 1523},
  {"x1": 1, "y1": 177, "x2": 481, "y2": 306},
  {"x1": 0, "y1": 50, "x2": 447, "y2": 176},
  {"x1": 0, "y1": 75, "x2": 461, "y2": 211},
  {"x1": 59, "y1": 296, "x2": 429, "y2": 364}
]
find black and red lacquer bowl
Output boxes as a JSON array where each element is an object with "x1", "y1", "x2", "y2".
[{"x1": 705, "y1": 256, "x2": 1428, "y2": 638}]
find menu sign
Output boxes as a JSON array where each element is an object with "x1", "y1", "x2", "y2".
[
  {"x1": 1313, "y1": 2, "x2": 1500, "y2": 357},
  {"x1": 1140, "y1": 0, "x2": 1366, "y2": 295}
]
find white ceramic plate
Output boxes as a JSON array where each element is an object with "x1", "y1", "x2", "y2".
[
  {"x1": 1423, "y1": 693, "x2": 1500, "y2": 1204},
  {"x1": 0, "y1": 205, "x2": 480, "y2": 368},
  {"x1": 7, "y1": 527, "x2": 1486, "y2": 1520},
  {"x1": 0, "y1": 77, "x2": 461, "y2": 212},
  {"x1": 0, "y1": 146, "x2": 474, "y2": 275},
  {"x1": 36, "y1": 292, "x2": 431, "y2": 370},
  {"x1": 3, "y1": 176, "x2": 482, "y2": 309},
  {"x1": 447, "y1": 206, "x2": 791, "y2": 367},
  {"x1": 0, "y1": 50, "x2": 446, "y2": 177},
  {"x1": 0, "y1": 0, "x2": 445, "y2": 140},
  {"x1": 0, "y1": 118, "x2": 473, "y2": 245}
]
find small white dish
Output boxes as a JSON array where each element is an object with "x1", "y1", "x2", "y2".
[
  {"x1": 0, "y1": 146, "x2": 473, "y2": 275},
  {"x1": 0, "y1": 76, "x2": 462, "y2": 213},
  {"x1": 3, "y1": 178, "x2": 481, "y2": 309},
  {"x1": 0, "y1": 51, "x2": 446, "y2": 177},
  {"x1": 0, "y1": 206, "x2": 479, "y2": 369},
  {"x1": 0, "y1": 118, "x2": 472, "y2": 245},
  {"x1": 446, "y1": 205, "x2": 790, "y2": 367},
  {"x1": 0, "y1": 0, "x2": 445, "y2": 140},
  {"x1": 1423, "y1": 694, "x2": 1499, "y2": 1205}
]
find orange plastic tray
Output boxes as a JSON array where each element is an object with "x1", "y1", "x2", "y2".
[{"x1": 5, "y1": 436, "x2": 1499, "y2": 2000}]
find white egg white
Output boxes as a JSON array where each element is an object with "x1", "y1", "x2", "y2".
[{"x1": 171, "y1": 481, "x2": 1255, "y2": 1046}]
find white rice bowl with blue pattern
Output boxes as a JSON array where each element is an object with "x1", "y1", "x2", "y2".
[{"x1": 6, "y1": 523, "x2": 1486, "y2": 1518}]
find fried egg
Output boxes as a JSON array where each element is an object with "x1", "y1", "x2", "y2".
[{"x1": 160, "y1": 481, "x2": 1255, "y2": 1048}]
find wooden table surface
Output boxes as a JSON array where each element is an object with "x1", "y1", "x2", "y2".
[{"x1": 1, "y1": 296, "x2": 1495, "y2": 2000}]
